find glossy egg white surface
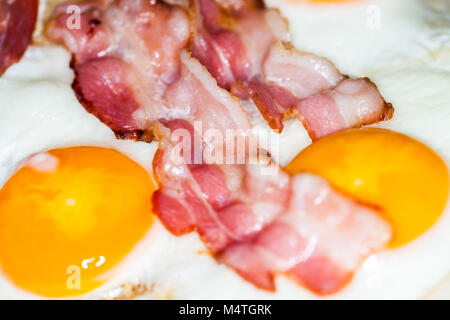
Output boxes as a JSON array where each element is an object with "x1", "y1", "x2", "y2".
[{"x1": 265, "y1": 0, "x2": 450, "y2": 75}]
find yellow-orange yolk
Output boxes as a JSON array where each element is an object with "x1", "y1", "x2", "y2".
[
  {"x1": 0, "y1": 147, "x2": 156, "y2": 297},
  {"x1": 286, "y1": 128, "x2": 449, "y2": 248}
]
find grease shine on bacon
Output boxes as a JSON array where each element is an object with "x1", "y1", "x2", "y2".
[
  {"x1": 0, "y1": 0, "x2": 39, "y2": 76},
  {"x1": 191, "y1": 0, "x2": 393, "y2": 139},
  {"x1": 47, "y1": 0, "x2": 392, "y2": 294}
]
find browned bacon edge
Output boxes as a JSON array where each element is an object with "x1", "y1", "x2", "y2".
[
  {"x1": 365, "y1": 77, "x2": 394, "y2": 121},
  {"x1": 299, "y1": 78, "x2": 394, "y2": 141},
  {"x1": 0, "y1": 0, "x2": 39, "y2": 76}
]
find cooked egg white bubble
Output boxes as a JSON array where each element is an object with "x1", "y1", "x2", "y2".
[{"x1": 0, "y1": 0, "x2": 450, "y2": 299}]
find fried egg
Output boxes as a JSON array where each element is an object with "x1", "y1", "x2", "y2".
[
  {"x1": 0, "y1": 45, "x2": 161, "y2": 299},
  {"x1": 0, "y1": 0, "x2": 449, "y2": 299},
  {"x1": 0, "y1": 147, "x2": 155, "y2": 297}
]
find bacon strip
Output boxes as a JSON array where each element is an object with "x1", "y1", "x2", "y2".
[
  {"x1": 241, "y1": 75, "x2": 393, "y2": 140},
  {"x1": 153, "y1": 52, "x2": 391, "y2": 294},
  {"x1": 48, "y1": 0, "x2": 190, "y2": 140},
  {"x1": 221, "y1": 173, "x2": 391, "y2": 294},
  {"x1": 0, "y1": 0, "x2": 39, "y2": 76},
  {"x1": 48, "y1": 0, "x2": 392, "y2": 294},
  {"x1": 152, "y1": 69, "x2": 391, "y2": 291},
  {"x1": 191, "y1": 0, "x2": 393, "y2": 139}
]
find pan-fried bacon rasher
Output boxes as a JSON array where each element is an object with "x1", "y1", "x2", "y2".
[
  {"x1": 48, "y1": 0, "x2": 190, "y2": 140},
  {"x1": 191, "y1": 0, "x2": 393, "y2": 139}
]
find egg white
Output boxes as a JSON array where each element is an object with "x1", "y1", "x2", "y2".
[
  {"x1": 265, "y1": 0, "x2": 450, "y2": 76},
  {"x1": 0, "y1": 0, "x2": 449, "y2": 299}
]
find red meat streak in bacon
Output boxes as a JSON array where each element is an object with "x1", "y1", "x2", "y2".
[
  {"x1": 0, "y1": 0, "x2": 39, "y2": 76},
  {"x1": 47, "y1": 0, "x2": 392, "y2": 295}
]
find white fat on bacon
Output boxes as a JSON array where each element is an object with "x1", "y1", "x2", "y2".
[
  {"x1": 237, "y1": 8, "x2": 291, "y2": 79},
  {"x1": 164, "y1": 51, "x2": 251, "y2": 133},
  {"x1": 263, "y1": 42, "x2": 345, "y2": 99},
  {"x1": 297, "y1": 78, "x2": 393, "y2": 140}
]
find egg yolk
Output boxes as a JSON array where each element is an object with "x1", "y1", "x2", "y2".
[
  {"x1": 286, "y1": 128, "x2": 449, "y2": 248},
  {"x1": 0, "y1": 147, "x2": 156, "y2": 297}
]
